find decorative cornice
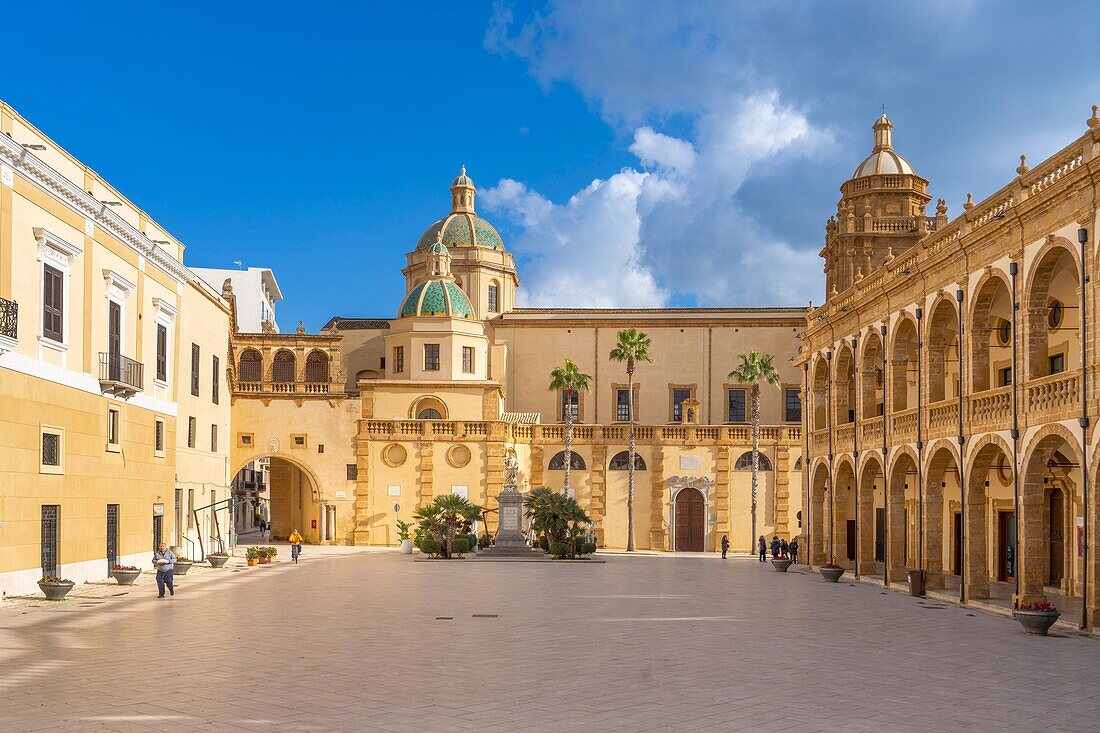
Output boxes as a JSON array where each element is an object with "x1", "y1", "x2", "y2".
[
  {"x1": 664, "y1": 476, "x2": 715, "y2": 489},
  {"x1": 1, "y1": 133, "x2": 191, "y2": 285},
  {"x1": 102, "y1": 268, "x2": 136, "y2": 296}
]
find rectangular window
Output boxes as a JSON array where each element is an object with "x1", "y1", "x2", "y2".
[
  {"x1": 784, "y1": 388, "x2": 802, "y2": 423},
  {"x1": 190, "y1": 344, "x2": 200, "y2": 396},
  {"x1": 107, "y1": 407, "x2": 120, "y2": 449},
  {"x1": 560, "y1": 390, "x2": 579, "y2": 421},
  {"x1": 187, "y1": 417, "x2": 196, "y2": 448},
  {"x1": 154, "y1": 418, "x2": 165, "y2": 456},
  {"x1": 424, "y1": 344, "x2": 440, "y2": 371},
  {"x1": 212, "y1": 355, "x2": 220, "y2": 404},
  {"x1": 615, "y1": 387, "x2": 639, "y2": 422},
  {"x1": 999, "y1": 367, "x2": 1013, "y2": 387},
  {"x1": 672, "y1": 388, "x2": 693, "y2": 422},
  {"x1": 393, "y1": 346, "x2": 404, "y2": 374},
  {"x1": 1049, "y1": 353, "x2": 1065, "y2": 375},
  {"x1": 42, "y1": 264, "x2": 64, "y2": 342},
  {"x1": 41, "y1": 429, "x2": 62, "y2": 473},
  {"x1": 488, "y1": 284, "x2": 499, "y2": 313},
  {"x1": 347, "y1": 463, "x2": 358, "y2": 481},
  {"x1": 462, "y1": 346, "x2": 474, "y2": 373},
  {"x1": 727, "y1": 389, "x2": 747, "y2": 423},
  {"x1": 380, "y1": 356, "x2": 386, "y2": 369},
  {"x1": 41, "y1": 505, "x2": 59, "y2": 577},
  {"x1": 210, "y1": 424, "x2": 218, "y2": 453},
  {"x1": 188, "y1": 489, "x2": 195, "y2": 529},
  {"x1": 156, "y1": 323, "x2": 167, "y2": 382}
]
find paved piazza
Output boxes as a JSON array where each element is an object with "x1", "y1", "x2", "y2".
[{"x1": 2, "y1": 552, "x2": 1098, "y2": 733}]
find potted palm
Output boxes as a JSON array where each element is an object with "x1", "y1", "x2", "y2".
[
  {"x1": 548, "y1": 359, "x2": 592, "y2": 498},
  {"x1": 729, "y1": 351, "x2": 781, "y2": 553},
  {"x1": 111, "y1": 564, "x2": 142, "y2": 586},
  {"x1": 173, "y1": 556, "x2": 194, "y2": 575},
  {"x1": 38, "y1": 576, "x2": 75, "y2": 600},
  {"x1": 609, "y1": 328, "x2": 652, "y2": 552},
  {"x1": 396, "y1": 520, "x2": 414, "y2": 554},
  {"x1": 1014, "y1": 601, "x2": 1060, "y2": 636},
  {"x1": 207, "y1": 551, "x2": 230, "y2": 568},
  {"x1": 819, "y1": 562, "x2": 845, "y2": 582}
]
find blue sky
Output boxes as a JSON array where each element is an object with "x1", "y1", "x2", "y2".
[{"x1": 5, "y1": 1, "x2": 1099, "y2": 328}]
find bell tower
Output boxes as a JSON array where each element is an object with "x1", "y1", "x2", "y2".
[{"x1": 822, "y1": 115, "x2": 933, "y2": 297}]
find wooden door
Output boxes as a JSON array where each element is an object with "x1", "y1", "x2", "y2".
[
  {"x1": 1049, "y1": 489, "x2": 1064, "y2": 586},
  {"x1": 952, "y1": 512, "x2": 962, "y2": 575},
  {"x1": 108, "y1": 300, "x2": 121, "y2": 379},
  {"x1": 846, "y1": 519, "x2": 856, "y2": 560},
  {"x1": 675, "y1": 488, "x2": 705, "y2": 552},
  {"x1": 875, "y1": 508, "x2": 886, "y2": 561},
  {"x1": 997, "y1": 511, "x2": 1016, "y2": 581}
]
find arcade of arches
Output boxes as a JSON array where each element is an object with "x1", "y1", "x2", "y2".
[{"x1": 799, "y1": 108, "x2": 1100, "y2": 629}]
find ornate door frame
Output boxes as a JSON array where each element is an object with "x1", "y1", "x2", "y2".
[{"x1": 665, "y1": 476, "x2": 714, "y2": 552}]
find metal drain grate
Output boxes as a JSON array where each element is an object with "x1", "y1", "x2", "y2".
[
  {"x1": 435, "y1": 617, "x2": 453, "y2": 620},
  {"x1": 472, "y1": 614, "x2": 498, "y2": 618}
]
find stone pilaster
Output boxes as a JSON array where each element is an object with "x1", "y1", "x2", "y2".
[
  {"x1": 714, "y1": 445, "x2": 731, "y2": 546},
  {"x1": 417, "y1": 441, "x2": 434, "y2": 508},
  {"x1": 887, "y1": 483, "x2": 906, "y2": 583},
  {"x1": 1018, "y1": 490, "x2": 1046, "y2": 604},
  {"x1": 858, "y1": 479, "x2": 876, "y2": 572},
  {"x1": 485, "y1": 434, "x2": 505, "y2": 506},
  {"x1": 529, "y1": 444, "x2": 544, "y2": 489},
  {"x1": 833, "y1": 485, "x2": 849, "y2": 568},
  {"x1": 649, "y1": 446, "x2": 666, "y2": 551},
  {"x1": 352, "y1": 424, "x2": 372, "y2": 545},
  {"x1": 923, "y1": 486, "x2": 945, "y2": 590},
  {"x1": 965, "y1": 485, "x2": 990, "y2": 599},
  {"x1": 589, "y1": 443, "x2": 607, "y2": 545},
  {"x1": 774, "y1": 445, "x2": 790, "y2": 539}
]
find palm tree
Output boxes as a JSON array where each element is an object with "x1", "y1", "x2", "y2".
[
  {"x1": 729, "y1": 351, "x2": 781, "y2": 552},
  {"x1": 609, "y1": 328, "x2": 652, "y2": 552},
  {"x1": 548, "y1": 359, "x2": 592, "y2": 497}
]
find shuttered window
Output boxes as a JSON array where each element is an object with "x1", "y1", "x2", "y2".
[{"x1": 42, "y1": 265, "x2": 64, "y2": 342}]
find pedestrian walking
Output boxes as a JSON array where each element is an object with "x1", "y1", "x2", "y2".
[
  {"x1": 153, "y1": 542, "x2": 175, "y2": 599},
  {"x1": 758, "y1": 535, "x2": 767, "y2": 562},
  {"x1": 789, "y1": 537, "x2": 800, "y2": 564},
  {"x1": 770, "y1": 536, "x2": 780, "y2": 560},
  {"x1": 780, "y1": 538, "x2": 789, "y2": 559},
  {"x1": 721, "y1": 534, "x2": 730, "y2": 559}
]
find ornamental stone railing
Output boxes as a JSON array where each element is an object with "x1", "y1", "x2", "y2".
[
  {"x1": 968, "y1": 386, "x2": 1012, "y2": 430},
  {"x1": 891, "y1": 408, "x2": 918, "y2": 443},
  {"x1": 1026, "y1": 370, "x2": 1080, "y2": 419},
  {"x1": 927, "y1": 399, "x2": 959, "y2": 439}
]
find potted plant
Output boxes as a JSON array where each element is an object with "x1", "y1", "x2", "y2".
[
  {"x1": 38, "y1": 576, "x2": 75, "y2": 600},
  {"x1": 1014, "y1": 601, "x2": 1060, "y2": 636},
  {"x1": 262, "y1": 546, "x2": 277, "y2": 563},
  {"x1": 173, "y1": 556, "x2": 194, "y2": 575},
  {"x1": 396, "y1": 520, "x2": 414, "y2": 554},
  {"x1": 111, "y1": 564, "x2": 142, "y2": 586},
  {"x1": 207, "y1": 551, "x2": 230, "y2": 568},
  {"x1": 246, "y1": 546, "x2": 261, "y2": 566},
  {"x1": 771, "y1": 556, "x2": 793, "y2": 572},
  {"x1": 819, "y1": 562, "x2": 845, "y2": 582}
]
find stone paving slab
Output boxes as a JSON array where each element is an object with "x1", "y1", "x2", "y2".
[{"x1": 0, "y1": 551, "x2": 1097, "y2": 732}]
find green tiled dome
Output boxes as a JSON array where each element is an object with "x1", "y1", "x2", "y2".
[
  {"x1": 398, "y1": 279, "x2": 474, "y2": 319},
  {"x1": 416, "y1": 213, "x2": 505, "y2": 252}
]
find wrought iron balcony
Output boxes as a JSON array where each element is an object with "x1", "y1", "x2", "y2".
[
  {"x1": 98, "y1": 352, "x2": 144, "y2": 397},
  {"x1": 0, "y1": 297, "x2": 16, "y2": 347}
]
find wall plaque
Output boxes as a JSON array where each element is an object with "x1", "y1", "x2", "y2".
[{"x1": 680, "y1": 455, "x2": 701, "y2": 470}]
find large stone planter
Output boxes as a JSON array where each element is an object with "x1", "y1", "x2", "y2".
[
  {"x1": 173, "y1": 561, "x2": 194, "y2": 576},
  {"x1": 819, "y1": 566, "x2": 845, "y2": 583},
  {"x1": 38, "y1": 581, "x2": 75, "y2": 600},
  {"x1": 1014, "y1": 609, "x2": 1060, "y2": 636},
  {"x1": 207, "y1": 554, "x2": 229, "y2": 568},
  {"x1": 400, "y1": 539, "x2": 414, "y2": 554},
  {"x1": 111, "y1": 569, "x2": 142, "y2": 586},
  {"x1": 771, "y1": 558, "x2": 793, "y2": 572}
]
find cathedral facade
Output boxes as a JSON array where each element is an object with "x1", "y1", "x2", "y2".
[{"x1": 227, "y1": 170, "x2": 806, "y2": 553}]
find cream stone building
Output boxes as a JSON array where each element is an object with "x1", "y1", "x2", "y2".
[
  {"x1": 228, "y1": 170, "x2": 807, "y2": 552},
  {"x1": 797, "y1": 109, "x2": 1100, "y2": 630},
  {"x1": 0, "y1": 101, "x2": 232, "y2": 597}
]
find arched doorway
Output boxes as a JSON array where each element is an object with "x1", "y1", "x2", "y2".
[
  {"x1": 231, "y1": 455, "x2": 327, "y2": 545},
  {"x1": 674, "y1": 488, "x2": 705, "y2": 552}
]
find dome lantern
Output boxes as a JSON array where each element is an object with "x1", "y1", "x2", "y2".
[
  {"x1": 450, "y1": 165, "x2": 476, "y2": 214},
  {"x1": 852, "y1": 114, "x2": 916, "y2": 178}
]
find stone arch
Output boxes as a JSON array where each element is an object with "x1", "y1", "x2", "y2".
[
  {"x1": 811, "y1": 355, "x2": 830, "y2": 432},
  {"x1": 271, "y1": 348, "x2": 296, "y2": 383},
  {"x1": 925, "y1": 295, "x2": 960, "y2": 405},
  {"x1": 965, "y1": 432, "x2": 1015, "y2": 600},
  {"x1": 924, "y1": 441, "x2": 961, "y2": 588},
  {"x1": 890, "y1": 314, "x2": 920, "y2": 412},
  {"x1": 857, "y1": 451, "x2": 885, "y2": 574},
  {"x1": 734, "y1": 451, "x2": 773, "y2": 471},
  {"x1": 969, "y1": 269, "x2": 1014, "y2": 393},
  {"x1": 834, "y1": 343, "x2": 856, "y2": 426},
  {"x1": 833, "y1": 456, "x2": 857, "y2": 567},
  {"x1": 409, "y1": 395, "x2": 449, "y2": 420},
  {"x1": 1022, "y1": 238, "x2": 1082, "y2": 379},
  {"x1": 1019, "y1": 423, "x2": 1084, "y2": 604},
  {"x1": 888, "y1": 447, "x2": 919, "y2": 579},
  {"x1": 609, "y1": 451, "x2": 646, "y2": 470},
  {"x1": 305, "y1": 349, "x2": 330, "y2": 384},
  {"x1": 809, "y1": 460, "x2": 830, "y2": 564},
  {"x1": 238, "y1": 348, "x2": 262, "y2": 383},
  {"x1": 231, "y1": 452, "x2": 327, "y2": 544},
  {"x1": 548, "y1": 451, "x2": 586, "y2": 470},
  {"x1": 859, "y1": 328, "x2": 885, "y2": 419}
]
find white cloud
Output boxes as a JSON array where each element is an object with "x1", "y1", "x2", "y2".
[{"x1": 629, "y1": 127, "x2": 696, "y2": 175}]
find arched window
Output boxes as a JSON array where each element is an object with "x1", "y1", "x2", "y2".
[
  {"x1": 238, "y1": 349, "x2": 262, "y2": 383},
  {"x1": 609, "y1": 451, "x2": 646, "y2": 470},
  {"x1": 548, "y1": 451, "x2": 586, "y2": 470},
  {"x1": 735, "y1": 451, "x2": 772, "y2": 471},
  {"x1": 305, "y1": 350, "x2": 329, "y2": 383},
  {"x1": 417, "y1": 408, "x2": 442, "y2": 420},
  {"x1": 272, "y1": 350, "x2": 296, "y2": 383},
  {"x1": 488, "y1": 282, "x2": 500, "y2": 313}
]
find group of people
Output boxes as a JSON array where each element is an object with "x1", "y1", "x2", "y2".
[{"x1": 759, "y1": 535, "x2": 798, "y2": 563}]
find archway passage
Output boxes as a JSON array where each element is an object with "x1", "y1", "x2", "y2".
[
  {"x1": 233, "y1": 457, "x2": 327, "y2": 545},
  {"x1": 674, "y1": 488, "x2": 705, "y2": 552}
]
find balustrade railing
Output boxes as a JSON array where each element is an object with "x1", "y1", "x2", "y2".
[
  {"x1": 98, "y1": 352, "x2": 143, "y2": 395},
  {"x1": 1026, "y1": 370, "x2": 1080, "y2": 417},
  {"x1": 812, "y1": 428, "x2": 829, "y2": 454},
  {"x1": 891, "y1": 408, "x2": 918, "y2": 443},
  {"x1": 968, "y1": 386, "x2": 1011, "y2": 429},
  {"x1": 834, "y1": 423, "x2": 855, "y2": 453},
  {"x1": 859, "y1": 416, "x2": 884, "y2": 446},
  {"x1": 927, "y1": 399, "x2": 959, "y2": 439}
]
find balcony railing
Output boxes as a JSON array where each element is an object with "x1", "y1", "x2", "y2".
[
  {"x1": 968, "y1": 386, "x2": 1012, "y2": 431},
  {"x1": 1027, "y1": 370, "x2": 1080, "y2": 420},
  {"x1": 0, "y1": 297, "x2": 16, "y2": 344},
  {"x1": 891, "y1": 408, "x2": 918, "y2": 443},
  {"x1": 859, "y1": 416, "x2": 884, "y2": 447},
  {"x1": 232, "y1": 379, "x2": 344, "y2": 396},
  {"x1": 98, "y1": 352, "x2": 144, "y2": 397},
  {"x1": 927, "y1": 399, "x2": 959, "y2": 439},
  {"x1": 834, "y1": 422, "x2": 855, "y2": 454}
]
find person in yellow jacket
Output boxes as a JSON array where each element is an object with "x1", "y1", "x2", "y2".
[{"x1": 289, "y1": 529, "x2": 304, "y2": 562}]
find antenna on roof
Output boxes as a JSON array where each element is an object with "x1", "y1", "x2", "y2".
[{"x1": 233, "y1": 260, "x2": 243, "y2": 270}]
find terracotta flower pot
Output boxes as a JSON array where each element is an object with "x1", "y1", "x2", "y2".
[
  {"x1": 247, "y1": 558, "x2": 258, "y2": 566},
  {"x1": 259, "y1": 556, "x2": 271, "y2": 565},
  {"x1": 38, "y1": 581, "x2": 75, "y2": 600},
  {"x1": 819, "y1": 566, "x2": 845, "y2": 582},
  {"x1": 1014, "y1": 609, "x2": 1060, "y2": 636},
  {"x1": 771, "y1": 558, "x2": 793, "y2": 572},
  {"x1": 111, "y1": 569, "x2": 142, "y2": 586}
]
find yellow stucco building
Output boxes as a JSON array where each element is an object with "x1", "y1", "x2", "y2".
[
  {"x1": 0, "y1": 101, "x2": 232, "y2": 598},
  {"x1": 228, "y1": 170, "x2": 807, "y2": 552},
  {"x1": 798, "y1": 109, "x2": 1100, "y2": 629}
]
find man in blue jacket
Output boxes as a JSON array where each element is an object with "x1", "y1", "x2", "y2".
[{"x1": 153, "y1": 543, "x2": 175, "y2": 598}]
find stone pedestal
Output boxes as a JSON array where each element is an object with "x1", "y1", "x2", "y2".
[{"x1": 476, "y1": 482, "x2": 547, "y2": 560}]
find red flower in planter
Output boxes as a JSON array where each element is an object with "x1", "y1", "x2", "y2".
[
  {"x1": 1019, "y1": 601, "x2": 1057, "y2": 612},
  {"x1": 112, "y1": 564, "x2": 140, "y2": 571},
  {"x1": 822, "y1": 563, "x2": 842, "y2": 569}
]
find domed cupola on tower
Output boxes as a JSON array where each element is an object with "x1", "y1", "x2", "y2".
[
  {"x1": 398, "y1": 242, "x2": 474, "y2": 319},
  {"x1": 404, "y1": 167, "x2": 520, "y2": 319},
  {"x1": 821, "y1": 114, "x2": 933, "y2": 298}
]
